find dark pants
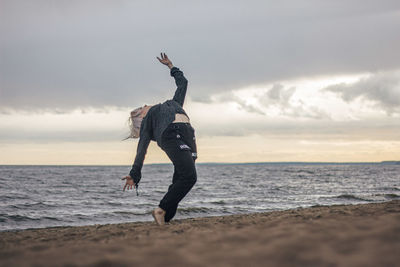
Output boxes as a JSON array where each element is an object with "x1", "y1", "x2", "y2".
[{"x1": 159, "y1": 123, "x2": 197, "y2": 222}]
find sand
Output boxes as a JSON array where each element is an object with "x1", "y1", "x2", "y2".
[{"x1": 1, "y1": 200, "x2": 399, "y2": 267}]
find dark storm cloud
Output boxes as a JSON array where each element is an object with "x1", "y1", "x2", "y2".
[
  {"x1": 1, "y1": 0, "x2": 400, "y2": 111},
  {"x1": 325, "y1": 70, "x2": 400, "y2": 114}
]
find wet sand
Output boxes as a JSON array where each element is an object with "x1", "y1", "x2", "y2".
[{"x1": 1, "y1": 200, "x2": 399, "y2": 267}]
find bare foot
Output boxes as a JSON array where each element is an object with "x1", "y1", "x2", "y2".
[{"x1": 152, "y1": 208, "x2": 166, "y2": 226}]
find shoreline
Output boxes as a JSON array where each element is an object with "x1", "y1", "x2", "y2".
[
  {"x1": 0, "y1": 200, "x2": 397, "y2": 233},
  {"x1": 1, "y1": 200, "x2": 399, "y2": 266}
]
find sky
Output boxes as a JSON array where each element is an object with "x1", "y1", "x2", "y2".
[{"x1": 1, "y1": 0, "x2": 400, "y2": 164}]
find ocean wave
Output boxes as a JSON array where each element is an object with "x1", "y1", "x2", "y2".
[
  {"x1": 105, "y1": 202, "x2": 123, "y2": 207},
  {"x1": 379, "y1": 187, "x2": 400, "y2": 192},
  {"x1": 61, "y1": 211, "x2": 152, "y2": 222},
  {"x1": 10, "y1": 202, "x2": 57, "y2": 209},
  {"x1": 210, "y1": 200, "x2": 226, "y2": 205},
  {"x1": 0, "y1": 195, "x2": 29, "y2": 201},
  {"x1": 373, "y1": 193, "x2": 400, "y2": 199},
  {"x1": 177, "y1": 207, "x2": 212, "y2": 214},
  {"x1": 112, "y1": 211, "x2": 152, "y2": 216},
  {"x1": 0, "y1": 214, "x2": 62, "y2": 223},
  {"x1": 335, "y1": 194, "x2": 372, "y2": 201},
  {"x1": 334, "y1": 193, "x2": 400, "y2": 202},
  {"x1": 0, "y1": 214, "x2": 40, "y2": 222}
]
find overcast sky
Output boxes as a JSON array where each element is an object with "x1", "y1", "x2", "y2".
[{"x1": 1, "y1": 0, "x2": 400, "y2": 164}]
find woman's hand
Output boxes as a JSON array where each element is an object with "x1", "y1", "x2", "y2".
[
  {"x1": 157, "y1": 53, "x2": 173, "y2": 69},
  {"x1": 122, "y1": 175, "x2": 136, "y2": 191}
]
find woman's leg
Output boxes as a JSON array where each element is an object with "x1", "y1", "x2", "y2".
[
  {"x1": 164, "y1": 168, "x2": 179, "y2": 222},
  {"x1": 159, "y1": 146, "x2": 197, "y2": 222},
  {"x1": 159, "y1": 124, "x2": 197, "y2": 222}
]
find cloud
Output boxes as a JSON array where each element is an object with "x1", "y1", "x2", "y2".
[
  {"x1": 259, "y1": 83, "x2": 294, "y2": 108},
  {"x1": 1, "y1": 1, "x2": 400, "y2": 111},
  {"x1": 263, "y1": 84, "x2": 295, "y2": 104},
  {"x1": 261, "y1": 84, "x2": 330, "y2": 119},
  {"x1": 0, "y1": 107, "x2": 133, "y2": 143},
  {"x1": 325, "y1": 70, "x2": 400, "y2": 114},
  {"x1": 212, "y1": 92, "x2": 265, "y2": 115},
  {"x1": 210, "y1": 83, "x2": 329, "y2": 119}
]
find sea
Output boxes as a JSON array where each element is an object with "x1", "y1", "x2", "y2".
[{"x1": 1, "y1": 163, "x2": 399, "y2": 231}]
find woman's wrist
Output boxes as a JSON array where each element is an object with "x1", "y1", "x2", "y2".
[{"x1": 167, "y1": 63, "x2": 174, "y2": 69}]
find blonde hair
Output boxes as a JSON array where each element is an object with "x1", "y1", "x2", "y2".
[{"x1": 126, "y1": 106, "x2": 144, "y2": 139}]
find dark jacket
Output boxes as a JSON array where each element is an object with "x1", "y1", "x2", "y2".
[{"x1": 129, "y1": 67, "x2": 188, "y2": 185}]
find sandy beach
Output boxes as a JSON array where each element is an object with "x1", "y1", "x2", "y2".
[{"x1": 1, "y1": 200, "x2": 399, "y2": 267}]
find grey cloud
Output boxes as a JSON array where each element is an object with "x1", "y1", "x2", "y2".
[
  {"x1": 215, "y1": 92, "x2": 265, "y2": 115},
  {"x1": 1, "y1": 0, "x2": 400, "y2": 111},
  {"x1": 260, "y1": 84, "x2": 296, "y2": 106},
  {"x1": 325, "y1": 70, "x2": 400, "y2": 114},
  {"x1": 235, "y1": 100, "x2": 265, "y2": 116},
  {"x1": 191, "y1": 95, "x2": 213, "y2": 104},
  {"x1": 213, "y1": 83, "x2": 329, "y2": 119},
  {"x1": 259, "y1": 84, "x2": 329, "y2": 119}
]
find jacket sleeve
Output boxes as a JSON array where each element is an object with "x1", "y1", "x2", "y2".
[
  {"x1": 130, "y1": 114, "x2": 152, "y2": 186},
  {"x1": 171, "y1": 67, "x2": 188, "y2": 107}
]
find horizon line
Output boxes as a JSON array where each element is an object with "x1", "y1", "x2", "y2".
[{"x1": 0, "y1": 160, "x2": 399, "y2": 167}]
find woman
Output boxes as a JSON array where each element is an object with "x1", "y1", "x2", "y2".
[{"x1": 122, "y1": 53, "x2": 197, "y2": 225}]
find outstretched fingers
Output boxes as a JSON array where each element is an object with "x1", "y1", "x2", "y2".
[
  {"x1": 157, "y1": 52, "x2": 168, "y2": 60},
  {"x1": 122, "y1": 176, "x2": 136, "y2": 192},
  {"x1": 122, "y1": 176, "x2": 129, "y2": 191}
]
